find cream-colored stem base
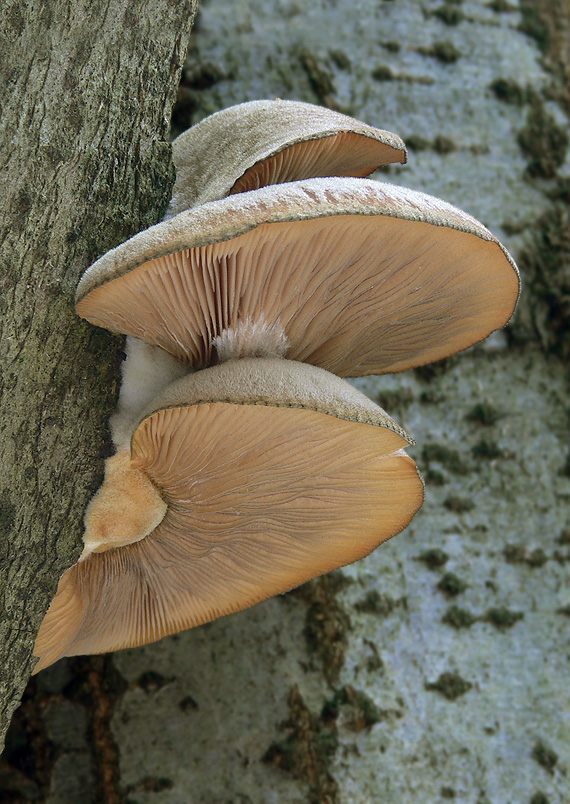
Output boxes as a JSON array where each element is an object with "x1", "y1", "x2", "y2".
[{"x1": 80, "y1": 448, "x2": 167, "y2": 560}]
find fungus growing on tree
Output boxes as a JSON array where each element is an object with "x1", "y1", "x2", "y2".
[
  {"x1": 76, "y1": 177, "x2": 520, "y2": 377},
  {"x1": 165, "y1": 98, "x2": 407, "y2": 216},
  {"x1": 33, "y1": 358, "x2": 423, "y2": 671},
  {"x1": 33, "y1": 100, "x2": 520, "y2": 671}
]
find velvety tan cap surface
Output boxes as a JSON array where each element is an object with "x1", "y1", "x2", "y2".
[
  {"x1": 33, "y1": 359, "x2": 423, "y2": 670},
  {"x1": 137, "y1": 357, "x2": 412, "y2": 441},
  {"x1": 165, "y1": 99, "x2": 406, "y2": 215},
  {"x1": 76, "y1": 177, "x2": 520, "y2": 377}
]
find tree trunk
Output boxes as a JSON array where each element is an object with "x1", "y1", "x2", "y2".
[{"x1": 0, "y1": 0, "x2": 198, "y2": 747}]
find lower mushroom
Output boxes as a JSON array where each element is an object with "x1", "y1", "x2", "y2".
[{"x1": 33, "y1": 357, "x2": 423, "y2": 672}]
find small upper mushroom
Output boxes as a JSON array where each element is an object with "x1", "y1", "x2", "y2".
[
  {"x1": 76, "y1": 177, "x2": 520, "y2": 378},
  {"x1": 165, "y1": 98, "x2": 407, "y2": 216},
  {"x1": 33, "y1": 357, "x2": 423, "y2": 672}
]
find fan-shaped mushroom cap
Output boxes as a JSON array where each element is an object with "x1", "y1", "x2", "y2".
[
  {"x1": 77, "y1": 177, "x2": 520, "y2": 378},
  {"x1": 33, "y1": 358, "x2": 423, "y2": 672},
  {"x1": 165, "y1": 99, "x2": 407, "y2": 216}
]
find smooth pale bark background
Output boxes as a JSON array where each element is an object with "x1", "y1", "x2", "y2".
[
  {"x1": 2, "y1": 1, "x2": 570, "y2": 803},
  {"x1": 0, "y1": 0, "x2": 198, "y2": 750}
]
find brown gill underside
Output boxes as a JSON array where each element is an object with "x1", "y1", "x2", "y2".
[
  {"x1": 230, "y1": 131, "x2": 404, "y2": 194},
  {"x1": 33, "y1": 402, "x2": 423, "y2": 670},
  {"x1": 77, "y1": 215, "x2": 519, "y2": 377}
]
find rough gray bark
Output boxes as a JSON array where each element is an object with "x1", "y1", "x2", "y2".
[{"x1": 0, "y1": 0, "x2": 198, "y2": 748}]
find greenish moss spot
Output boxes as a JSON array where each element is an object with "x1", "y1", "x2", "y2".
[
  {"x1": 490, "y1": 78, "x2": 529, "y2": 106},
  {"x1": 178, "y1": 695, "x2": 198, "y2": 712},
  {"x1": 372, "y1": 64, "x2": 395, "y2": 81},
  {"x1": 420, "y1": 389, "x2": 446, "y2": 404},
  {"x1": 443, "y1": 496, "x2": 475, "y2": 513},
  {"x1": 329, "y1": 49, "x2": 351, "y2": 70},
  {"x1": 299, "y1": 50, "x2": 339, "y2": 110},
  {"x1": 425, "y1": 468, "x2": 446, "y2": 486},
  {"x1": 437, "y1": 572, "x2": 468, "y2": 597},
  {"x1": 417, "y1": 41, "x2": 461, "y2": 63},
  {"x1": 433, "y1": 134, "x2": 457, "y2": 154},
  {"x1": 129, "y1": 778, "x2": 174, "y2": 794},
  {"x1": 354, "y1": 590, "x2": 399, "y2": 616},
  {"x1": 519, "y1": 2, "x2": 550, "y2": 53},
  {"x1": 364, "y1": 640, "x2": 384, "y2": 673},
  {"x1": 405, "y1": 134, "x2": 431, "y2": 151},
  {"x1": 441, "y1": 787, "x2": 456, "y2": 799},
  {"x1": 552, "y1": 177, "x2": 570, "y2": 204},
  {"x1": 381, "y1": 40, "x2": 401, "y2": 53},
  {"x1": 484, "y1": 607, "x2": 524, "y2": 630},
  {"x1": 488, "y1": 0, "x2": 516, "y2": 11},
  {"x1": 12, "y1": 186, "x2": 33, "y2": 234},
  {"x1": 415, "y1": 358, "x2": 454, "y2": 381},
  {"x1": 442, "y1": 605, "x2": 477, "y2": 629},
  {"x1": 422, "y1": 444, "x2": 469, "y2": 475},
  {"x1": 557, "y1": 529, "x2": 570, "y2": 546},
  {"x1": 465, "y1": 402, "x2": 504, "y2": 426},
  {"x1": 431, "y1": 40, "x2": 461, "y2": 63},
  {"x1": 425, "y1": 672, "x2": 472, "y2": 700},
  {"x1": 504, "y1": 544, "x2": 548, "y2": 568},
  {"x1": 184, "y1": 61, "x2": 226, "y2": 90},
  {"x1": 531, "y1": 740, "x2": 558, "y2": 774},
  {"x1": 66, "y1": 101, "x2": 84, "y2": 133},
  {"x1": 470, "y1": 144, "x2": 491, "y2": 155},
  {"x1": 136, "y1": 671, "x2": 170, "y2": 693},
  {"x1": 376, "y1": 388, "x2": 415, "y2": 410},
  {"x1": 434, "y1": 4, "x2": 464, "y2": 25},
  {"x1": 471, "y1": 439, "x2": 504, "y2": 460},
  {"x1": 322, "y1": 685, "x2": 382, "y2": 733},
  {"x1": 527, "y1": 549, "x2": 549, "y2": 568},
  {"x1": 513, "y1": 204, "x2": 570, "y2": 358},
  {"x1": 263, "y1": 741, "x2": 296, "y2": 773},
  {"x1": 416, "y1": 548, "x2": 449, "y2": 570},
  {"x1": 530, "y1": 793, "x2": 550, "y2": 804},
  {"x1": 518, "y1": 99, "x2": 569, "y2": 179}
]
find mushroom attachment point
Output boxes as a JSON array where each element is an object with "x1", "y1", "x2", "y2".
[
  {"x1": 33, "y1": 358, "x2": 424, "y2": 672},
  {"x1": 76, "y1": 177, "x2": 520, "y2": 377},
  {"x1": 79, "y1": 448, "x2": 167, "y2": 559},
  {"x1": 165, "y1": 98, "x2": 407, "y2": 215}
]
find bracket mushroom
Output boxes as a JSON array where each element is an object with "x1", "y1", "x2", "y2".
[
  {"x1": 165, "y1": 98, "x2": 407, "y2": 216},
  {"x1": 33, "y1": 358, "x2": 424, "y2": 672},
  {"x1": 76, "y1": 177, "x2": 520, "y2": 377},
  {"x1": 34, "y1": 100, "x2": 521, "y2": 672}
]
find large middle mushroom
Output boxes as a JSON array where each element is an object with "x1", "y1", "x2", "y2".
[{"x1": 76, "y1": 177, "x2": 520, "y2": 377}]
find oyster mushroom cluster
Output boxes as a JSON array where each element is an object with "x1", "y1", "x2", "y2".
[{"x1": 34, "y1": 100, "x2": 520, "y2": 672}]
